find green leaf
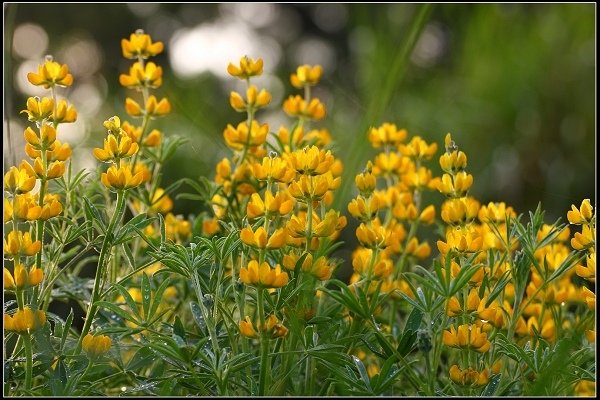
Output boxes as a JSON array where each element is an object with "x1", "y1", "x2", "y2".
[
  {"x1": 173, "y1": 316, "x2": 186, "y2": 343},
  {"x1": 158, "y1": 213, "x2": 166, "y2": 244},
  {"x1": 126, "y1": 346, "x2": 156, "y2": 371},
  {"x1": 404, "y1": 307, "x2": 423, "y2": 332},
  {"x1": 190, "y1": 301, "x2": 206, "y2": 331},
  {"x1": 111, "y1": 284, "x2": 142, "y2": 321},
  {"x1": 61, "y1": 309, "x2": 74, "y2": 350},
  {"x1": 352, "y1": 355, "x2": 373, "y2": 393},
  {"x1": 141, "y1": 273, "x2": 152, "y2": 320},
  {"x1": 83, "y1": 197, "x2": 106, "y2": 233},
  {"x1": 482, "y1": 373, "x2": 501, "y2": 396},
  {"x1": 95, "y1": 300, "x2": 137, "y2": 323},
  {"x1": 396, "y1": 330, "x2": 417, "y2": 357},
  {"x1": 148, "y1": 277, "x2": 172, "y2": 320}
]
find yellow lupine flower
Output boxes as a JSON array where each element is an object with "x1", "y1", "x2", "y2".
[
  {"x1": 536, "y1": 224, "x2": 571, "y2": 243},
  {"x1": 404, "y1": 237, "x2": 431, "y2": 259},
  {"x1": 478, "y1": 202, "x2": 516, "y2": 223},
  {"x1": 283, "y1": 95, "x2": 326, "y2": 120},
  {"x1": 355, "y1": 164, "x2": 377, "y2": 195},
  {"x1": 286, "y1": 146, "x2": 334, "y2": 176},
  {"x1": 27, "y1": 58, "x2": 73, "y2": 88},
  {"x1": 449, "y1": 365, "x2": 489, "y2": 387},
  {"x1": 239, "y1": 316, "x2": 258, "y2": 338},
  {"x1": 125, "y1": 96, "x2": 171, "y2": 118},
  {"x1": 372, "y1": 152, "x2": 412, "y2": 176},
  {"x1": 100, "y1": 161, "x2": 144, "y2": 191},
  {"x1": 202, "y1": 218, "x2": 221, "y2": 237},
  {"x1": 576, "y1": 253, "x2": 596, "y2": 282},
  {"x1": 230, "y1": 85, "x2": 271, "y2": 111},
  {"x1": 582, "y1": 286, "x2": 595, "y2": 310},
  {"x1": 442, "y1": 324, "x2": 491, "y2": 353},
  {"x1": 306, "y1": 127, "x2": 333, "y2": 147},
  {"x1": 119, "y1": 61, "x2": 163, "y2": 89},
  {"x1": 21, "y1": 158, "x2": 65, "y2": 180},
  {"x1": 567, "y1": 199, "x2": 594, "y2": 225},
  {"x1": 437, "y1": 226, "x2": 483, "y2": 255},
  {"x1": 26, "y1": 139, "x2": 72, "y2": 162},
  {"x1": 4, "y1": 230, "x2": 42, "y2": 257},
  {"x1": 121, "y1": 30, "x2": 164, "y2": 59},
  {"x1": 39, "y1": 194, "x2": 63, "y2": 220},
  {"x1": 121, "y1": 121, "x2": 143, "y2": 143},
  {"x1": 53, "y1": 99, "x2": 78, "y2": 123},
  {"x1": 277, "y1": 125, "x2": 304, "y2": 147},
  {"x1": 571, "y1": 225, "x2": 595, "y2": 250},
  {"x1": 134, "y1": 162, "x2": 152, "y2": 184},
  {"x1": 347, "y1": 195, "x2": 381, "y2": 222},
  {"x1": 4, "y1": 307, "x2": 46, "y2": 334},
  {"x1": 240, "y1": 226, "x2": 286, "y2": 249},
  {"x1": 574, "y1": 380, "x2": 596, "y2": 397},
  {"x1": 418, "y1": 205, "x2": 436, "y2": 224},
  {"x1": 441, "y1": 197, "x2": 480, "y2": 225},
  {"x1": 368, "y1": 123, "x2": 407, "y2": 148},
  {"x1": 398, "y1": 136, "x2": 438, "y2": 160},
  {"x1": 164, "y1": 213, "x2": 192, "y2": 242},
  {"x1": 402, "y1": 166, "x2": 434, "y2": 189},
  {"x1": 24, "y1": 124, "x2": 56, "y2": 150},
  {"x1": 313, "y1": 209, "x2": 347, "y2": 237},
  {"x1": 82, "y1": 333, "x2": 112, "y2": 358},
  {"x1": 351, "y1": 248, "x2": 393, "y2": 279},
  {"x1": 223, "y1": 120, "x2": 268, "y2": 151},
  {"x1": 4, "y1": 264, "x2": 43, "y2": 290},
  {"x1": 227, "y1": 56, "x2": 263, "y2": 79},
  {"x1": 143, "y1": 129, "x2": 162, "y2": 147},
  {"x1": 439, "y1": 150, "x2": 467, "y2": 173},
  {"x1": 103, "y1": 115, "x2": 123, "y2": 132},
  {"x1": 20, "y1": 96, "x2": 54, "y2": 122},
  {"x1": 288, "y1": 174, "x2": 336, "y2": 201},
  {"x1": 526, "y1": 316, "x2": 556, "y2": 342},
  {"x1": 437, "y1": 172, "x2": 474, "y2": 198},
  {"x1": 251, "y1": 155, "x2": 295, "y2": 183},
  {"x1": 356, "y1": 223, "x2": 391, "y2": 249},
  {"x1": 585, "y1": 330, "x2": 595, "y2": 343},
  {"x1": 4, "y1": 165, "x2": 36, "y2": 194},
  {"x1": 239, "y1": 260, "x2": 288, "y2": 288},
  {"x1": 5, "y1": 194, "x2": 42, "y2": 222},
  {"x1": 93, "y1": 134, "x2": 140, "y2": 162},
  {"x1": 246, "y1": 191, "x2": 294, "y2": 219},
  {"x1": 290, "y1": 64, "x2": 323, "y2": 88}
]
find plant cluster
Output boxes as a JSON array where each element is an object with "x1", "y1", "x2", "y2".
[{"x1": 3, "y1": 30, "x2": 595, "y2": 397}]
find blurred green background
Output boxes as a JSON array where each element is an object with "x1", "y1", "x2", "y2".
[{"x1": 4, "y1": 3, "x2": 596, "y2": 241}]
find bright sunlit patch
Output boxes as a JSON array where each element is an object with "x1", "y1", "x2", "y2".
[
  {"x1": 220, "y1": 3, "x2": 279, "y2": 28},
  {"x1": 169, "y1": 19, "x2": 281, "y2": 79},
  {"x1": 58, "y1": 35, "x2": 103, "y2": 78},
  {"x1": 13, "y1": 23, "x2": 48, "y2": 59},
  {"x1": 15, "y1": 61, "x2": 47, "y2": 96}
]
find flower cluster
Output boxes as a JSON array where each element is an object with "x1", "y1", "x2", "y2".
[
  {"x1": 212, "y1": 58, "x2": 348, "y2": 347},
  {"x1": 3, "y1": 55, "x2": 78, "y2": 336}
]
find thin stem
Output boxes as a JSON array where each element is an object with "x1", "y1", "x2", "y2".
[
  {"x1": 75, "y1": 190, "x2": 127, "y2": 354},
  {"x1": 257, "y1": 287, "x2": 269, "y2": 396},
  {"x1": 22, "y1": 333, "x2": 33, "y2": 391}
]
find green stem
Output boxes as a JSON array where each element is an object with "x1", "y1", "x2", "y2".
[
  {"x1": 74, "y1": 190, "x2": 127, "y2": 354},
  {"x1": 257, "y1": 287, "x2": 269, "y2": 396},
  {"x1": 191, "y1": 272, "x2": 220, "y2": 355},
  {"x1": 333, "y1": 3, "x2": 433, "y2": 210},
  {"x1": 22, "y1": 333, "x2": 33, "y2": 391}
]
